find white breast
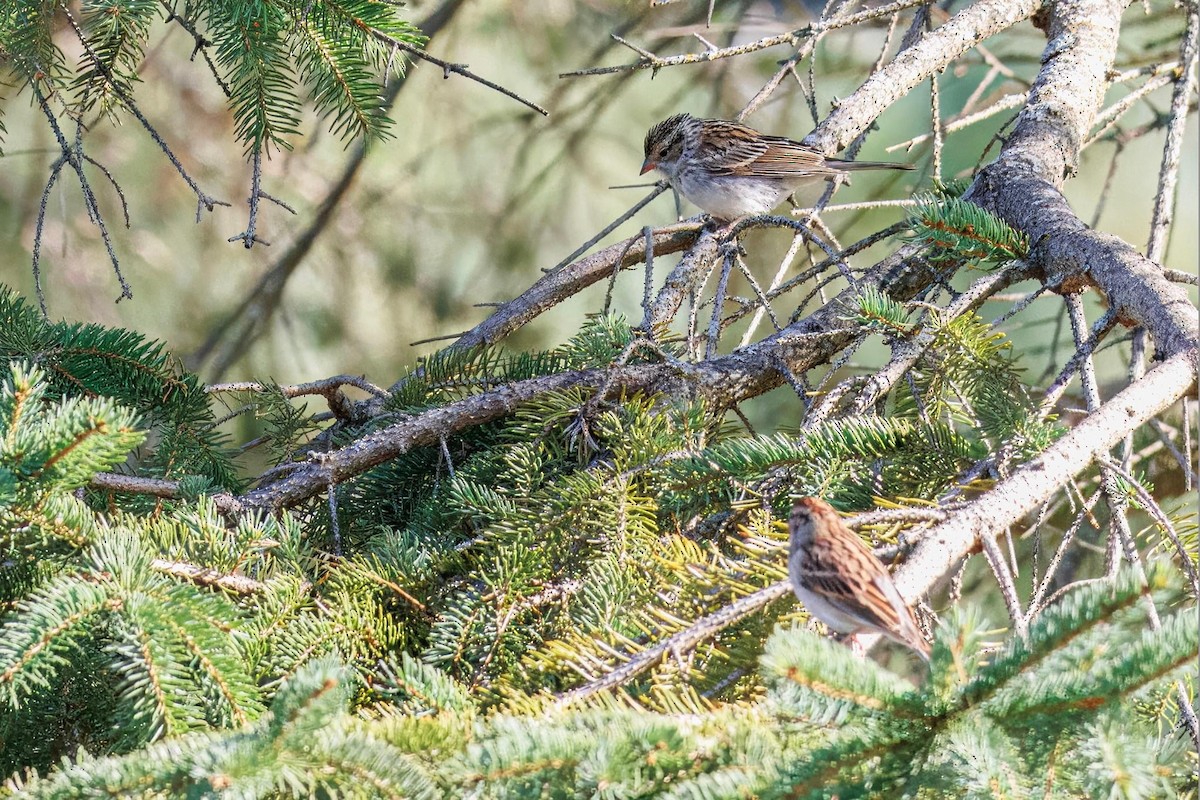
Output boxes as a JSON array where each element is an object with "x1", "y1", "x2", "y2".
[{"x1": 673, "y1": 171, "x2": 794, "y2": 219}]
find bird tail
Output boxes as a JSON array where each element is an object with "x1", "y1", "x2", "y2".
[{"x1": 831, "y1": 158, "x2": 915, "y2": 171}]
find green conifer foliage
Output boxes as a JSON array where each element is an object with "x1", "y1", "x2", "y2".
[
  {"x1": 0, "y1": 1, "x2": 423, "y2": 152},
  {"x1": 0, "y1": 302, "x2": 1190, "y2": 796},
  {"x1": 907, "y1": 194, "x2": 1030, "y2": 266},
  {"x1": 0, "y1": 291, "x2": 238, "y2": 492},
  {"x1": 6, "y1": 573, "x2": 1191, "y2": 797},
  {"x1": 0, "y1": 361, "x2": 399, "y2": 773}
]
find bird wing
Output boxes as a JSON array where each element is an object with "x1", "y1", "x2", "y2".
[
  {"x1": 872, "y1": 573, "x2": 931, "y2": 659},
  {"x1": 735, "y1": 134, "x2": 830, "y2": 177},
  {"x1": 802, "y1": 539, "x2": 907, "y2": 632},
  {"x1": 703, "y1": 130, "x2": 829, "y2": 178},
  {"x1": 696, "y1": 122, "x2": 771, "y2": 176}
]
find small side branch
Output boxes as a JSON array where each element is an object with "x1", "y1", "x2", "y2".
[
  {"x1": 421, "y1": 221, "x2": 704, "y2": 357},
  {"x1": 553, "y1": 582, "x2": 792, "y2": 706},
  {"x1": 31, "y1": 91, "x2": 132, "y2": 313},
  {"x1": 150, "y1": 558, "x2": 267, "y2": 595},
  {"x1": 207, "y1": 375, "x2": 389, "y2": 423},
  {"x1": 808, "y1": 0, "x2": 1042, "y2": 154},
  {"x1": 369, "y1": 29, "x2": 548, "y2": 115},
  {"x1": 1145, "y1": 9, "x2": 1199, "y2": 261},
  {"x1": 88, "y1": 472, "x2": 242, "y2": 512},
  {"x1": 228, "y1": 147, "x2": 296, "y2": 249},
  {"x1": 561, "y1": 0, "x2": 930, "y2": 79},
  {"x1": 161, "y1": 2, "x2": 234, "y2": 97}
]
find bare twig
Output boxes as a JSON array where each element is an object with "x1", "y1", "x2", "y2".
[
  {"x1": 368, "y1": 29, "x2": 548, "y2": 115},
  {"x1": 562, "y1": 0, "x2": 931, "y2": 78},
  {"x1": 642, "y1": 227, "x2": 721, "y2": 332},
  {"x1": 1038, "y1": 307, "x2": 1119, "y2": 420},
  {"x1": 808, "y1": 0, "x2": 1042, "y2": 154},
  {"x1": 738, "y1": 0, "x2": 861, "y2": 121},
  {"x1": 545, "y1": 185, "x2": 671, "y2": 274},
  {"x1": 1097, "y1": 457, "x2": 1200, "y2": 597},
  {"x1": 739, "y1": 233, "x2": 807, "y2": 348},
  {"x1": 552, "y1": 581, "x2": 792, "y2": 706},
  {"x1": 88, "y1": 472, "x2": 243, "y2": 516},
  {"x1": 705, "y1": 247, "x2": 737, "y2": 358},
  {"x1": 1146, "y1": 10, "x2": 1199, "y2": 261},
  {"x1": 1061, "y1": 293, "x2": 1140, "y2": 611},
  {"x1": 980, "y1": 531, "x2": 1026, "y2": 636},
  {"x1": 1083, "y1": 73, "x2": 1176, "y2": 150},
  {"x1": 207, "y1": 375, "x2": 389, "y2": 400},
  {"x1": 31, "y1": 91, "x2": 132, "y2": 314},
  {"x1": 90, "y1": 472, "x2": 180, "y2": 499},
  {"x1": 1027, "y1": 490, "x2": 1102, "y2": 615},
  {"x1": 227, "y1": 147, "x2": 297, "y2": 248},
  {"x1": 161, "y1": 2, "x2": 233, "y2": 97},
  {"x1": 886, "y1": 93, "x2": 1028, "y2": 153}
]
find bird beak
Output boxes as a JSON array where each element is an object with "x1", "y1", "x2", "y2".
[{"x1": 640, "y1": 159, "x2": 655, "y2": 175}]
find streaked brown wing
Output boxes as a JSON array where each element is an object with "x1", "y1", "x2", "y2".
[
  {"x1": 737, "y1": 134, "x2": 830, "y2": 178},
  {"x1": 873, "y1": 572, "x2": 927, "y2": 650},
  {"x1": 699, "y1": 122, "x2": 770, "y2": 175},
  {"x1": 801, "y1": 544, "x2": 904, "y2": 631}
]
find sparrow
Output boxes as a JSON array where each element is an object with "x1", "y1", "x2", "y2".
[
  {"x1": 787, "y1": 497, "x2": 930, "y2": 660},
  {"x1": 642, "y1": 113, "x2": 914, "y2": 220}
]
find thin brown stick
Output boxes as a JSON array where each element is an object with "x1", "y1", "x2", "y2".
[
  {"x1": 369, "y1": 31, "x2": 548, "y2": 115},
  {"x1": 561, "y1": 0, "x2": 931, "y2": 78}
]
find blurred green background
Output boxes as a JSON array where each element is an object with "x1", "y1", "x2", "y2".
[{"x1": 0, "y1": 0, "x2": 1194, "y2": 401}]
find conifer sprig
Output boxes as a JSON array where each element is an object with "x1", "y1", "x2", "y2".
[
  {"x1": 908, "y1": 194, "x2": 1030, "y2": 265},
  {"x1": 1, "y1": 3, "x2": 425, "y2": 153},
  {"x1": 0, "y1": 290, "x2": 238, "y2": 492},
  {"x1": 7, "y1": 581, "x2": 1191, "y2": 797}
]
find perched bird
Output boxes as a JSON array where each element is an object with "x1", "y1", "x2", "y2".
[
  {"x1": 641, "y1": 113, "x2": 914, "y2": 220},
  {"x1": 787, "y1": 497, "x2": 930, "y2": 660}
]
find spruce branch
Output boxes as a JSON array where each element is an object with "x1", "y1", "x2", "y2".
[
  {"x1": 240, "y1": 243, "x2": 941, "y2": 512},
  {"x1": 61, "y1": 3, "x2": 229, "y2": 219},
  {"x1": 207, "y1": 375, "x2": 389, "y2": 424},
  {"x1": 806, "y1": 0, "x2": 1042, "y2": 155},
  {"x1": 906, "y1": 195, "x2": 1030, "y2": 265},
  {"x1": 850, "y1": 265, "x2": 1027, "y2": 415},
  {"x1": 1146, "y1": 8, "x2": 1199, "y2": 262},
  {"x1": 961, "y1": 0, "x2": 1197, "y2": 360},
  {"x1": 8, "y1": 657, "x2": 439, "y2": 798}
]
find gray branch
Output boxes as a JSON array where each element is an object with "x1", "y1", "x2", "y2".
[
  {"x1": 888, "y1": 0, "x2": 1199, "y2": 611},
  {"x1": 894, "y1": 348, "x2": 1197, "y2": 601}
]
